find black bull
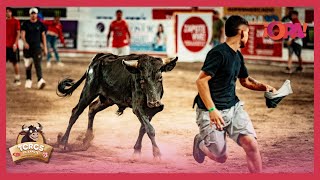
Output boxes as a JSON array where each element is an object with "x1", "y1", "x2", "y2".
[{"x1": 57, "y1": 53, "x2": 178, "y2": 159}]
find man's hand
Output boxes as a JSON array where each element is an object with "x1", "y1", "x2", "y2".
[
  {"x1": 24, "y1": 42, "x2": 29, "y2": 50},
  {"x1": 266, "y1": 85, "x2": 277, "y2": 93},
  {"x1": 43, "y1": 48, "x2": 48, "y2": 56},
  {"x1": 209, "y1": 110, "x2": 225, "y2": 131},
  {"x1": 13, "y1": 44, "x2": 17, "y2": 52}
]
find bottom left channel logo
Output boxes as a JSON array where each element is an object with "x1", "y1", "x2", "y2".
[{"x1": 9, "y1": 123, "x2": 53, "y2": 163}]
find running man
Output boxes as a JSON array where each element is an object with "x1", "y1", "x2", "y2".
[
  {"x1": 107, "y1": 9, "x2": 131, "y2": 56},
  {"x1": 6, "y1": 7, "x2": 21, "y2": 86},
  {"x1": 42, "y1": 15, "x2": 66, "y2": 68},
  {"x1": 193, "y1": 15, "x2": 277, "y2": 173},
  {"x1": 21, "y1": 7, "x2": 47, "y2": 89}
]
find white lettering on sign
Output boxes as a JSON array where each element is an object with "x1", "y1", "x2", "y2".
[
  {"x1": 183, "y1": 24, "x2": 206, "y2": 34},
  {"x1": 18, "y1": 143, "x2": 45, "y2": 152}
]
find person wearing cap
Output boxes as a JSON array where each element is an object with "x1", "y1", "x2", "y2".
[
  {"x1": 21, "y1": 7, "x2": 47, "y2": 89},
  {"x1": 6, "y1": 7, "x2": 21, "y2": 86},
  {"x1": 42, "y1": 15, "x2": 66, "y2": 68}
]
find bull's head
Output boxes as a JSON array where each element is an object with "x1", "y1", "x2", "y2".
[
  {"x1": 122, "y1": 56, "x2": 178, "y2": 108},
  {"x1": 21, "y1": 123, "x2": 43, "y2": 141}
]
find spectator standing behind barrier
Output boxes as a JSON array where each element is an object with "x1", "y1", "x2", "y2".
[
  {"x1": 286, "y1": 10, "x2": 304, "y2": 73},
  {"x1": 21, "y1": 7, "x2": 47, "y2": 89},
  {"x1": 210, "y1": 10, "x2": 225, "y2": 47},
  {"x1": 153, "y1": 24, "x2": 167, "y2": 51},
  {"x1": 107, "y1": 10, "x2": 131, "y2": 56},
  {"x1": 281, "y1": 7, "x2": 293, "y2": 23},
  {"x1": 42, "y1": 15, "x2": 66, "y2": 68},
  {"x1": 6, "y1": 7, "x2": 21, "y2": 86}
]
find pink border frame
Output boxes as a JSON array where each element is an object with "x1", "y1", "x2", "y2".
[{"x1": 1, "y1": 0, "x2": 319, "y2": 179}]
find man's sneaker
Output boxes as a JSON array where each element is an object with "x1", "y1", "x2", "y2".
[
  {"x1": 193, "y1": 134, "x2": 205, "y2": 163},
  {"x1": 47, "y1": 61, "x2": 51, "y2": 68},
  {"x1": 285, "y1": 67, "x2": 293, "y2": 74},
  {"x1": 296, "y1": 66, "x2": 304, "y2": 72},
  {"x1": 25, "y1": 79, "x2": 32, "y2": 89},
  {"x1": 14, "y1": 79, "x2": 21, "y2": 86},
  {"x1": 37, "y1": 78, "x2": 46, "y2": 89},
  {"x1": 57, "y1": 62, "x2": 65, "y2": 67}
]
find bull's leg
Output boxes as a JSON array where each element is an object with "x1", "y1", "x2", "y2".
[
  {"x1": 83, "y1": 98, "x2": 113, "y2": 145},
  {"x1": 133, "y1": 124, "x2": 145, "y2": 156},
  {"x1": 145, "y1": 120, "x2": 161, "y2": 160},
  {"x1": 59, "y1": 86, "x2": 97, "y2": 150},
  {"x1": 134, "y1": 110, "x2": 161, "y2": 160}
]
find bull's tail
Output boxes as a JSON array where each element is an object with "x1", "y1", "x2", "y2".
[{"x1": 57, "y1": 73, "x2": 87, "y2": 97}]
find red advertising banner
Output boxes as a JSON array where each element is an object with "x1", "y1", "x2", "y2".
[{"x1": 241, "y1": 24, "x2": 282, "y2": 57}]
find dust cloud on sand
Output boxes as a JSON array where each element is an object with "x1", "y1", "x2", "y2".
[{"x1": 6, "y1": 59, "x2": 314, "y2": 173}]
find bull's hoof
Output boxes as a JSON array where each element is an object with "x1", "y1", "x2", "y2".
[
  {"x1": 83, "y1": 131, "x2": 94, "y2": 145},
  {"x1": 152, "y1": 148, "x2": 161, "y2": 157},
  {"x1": 152, "y1": 148, "x2": 162, "y2": 162},
  {"x1": 56, "y1": 133, "x2": 71, "y2": 152},
  {"x1": 55, "y1": 144, "x2": 71, "y2": 153},
  {"x1": 57, "y1": 132, "x2": 63, "y2": 145},
  {"x1": 130, "y1": 150, "x2": 141, "y2": 162},
  {"x1": 153, "y1": 155, "x2": 161, "y2": 162}
]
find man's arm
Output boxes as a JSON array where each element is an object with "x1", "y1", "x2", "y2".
[
  {"x1": 42, "y1": 32, "x2": 47, "y2": 55},
  {"x1": 196, "y1": 71, "x2": 225, "y2": 130},
  {"x1": 126, "y1": 23, "x2": 131, "y2": 44},
  {"x1": 13, "y1": 30, "x2": 20, "y2": 52},
  {"x1": 239, "y1": 76, "x2": 276, "y2": 92},
  {"x1": 58, "y1": 24, "x2": 65, "y2": 46},
  {"x1": 41, "y1": 20, "x2": 53, "y2": 26},
  {"x1": 21, "y1": 30, "x2": 29, "y2": 49},
  {"x1": 107, "y1": 25, "x2": 112, "y2": 47}
]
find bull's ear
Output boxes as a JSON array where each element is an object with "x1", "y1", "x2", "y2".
[
  {"x1": 122, "y1": 60, "x2": 140, "y2": 74},
  {"x1": 161, "y1": 57, "x2": 178, "y2": 72}
]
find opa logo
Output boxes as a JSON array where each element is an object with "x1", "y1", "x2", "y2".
[{"x1": 263, "y1": 22, "x2": 308, "y2": 40}]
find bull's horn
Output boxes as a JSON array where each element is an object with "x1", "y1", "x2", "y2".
[
  {"x1": 36, "y1": 123, "x2": 43, "y2": 131},
  {"x1": 122, "y1": 60, "x2": 139, "y2": 68},
  {"x1": 162, "y1": 57, "x2": 178, "y2": 65},
  {"x1": 22, "y1": 124, "x2": 29, "y2": 132}
]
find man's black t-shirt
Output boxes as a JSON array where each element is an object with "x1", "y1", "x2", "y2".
[
  {"x1": 195, "y1": 42, "x2": 249, "y2": 110},
  {"x1": 21, "y1": 20, "x2": 46, "y2": 49}
]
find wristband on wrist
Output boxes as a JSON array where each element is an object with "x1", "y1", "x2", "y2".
[{"x1": 208, "y1": 107, "x2": 216, "y2": 112}]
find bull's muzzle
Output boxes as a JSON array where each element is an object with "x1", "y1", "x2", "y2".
[{"x1": 147, "y1": 101, "x2": 163, "y2": 108}]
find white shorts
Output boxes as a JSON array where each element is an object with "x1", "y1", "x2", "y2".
[
  {"x1": 196, "y1": 101, "x2": 257, "y2": 158},
  {"x1": 112, "y1": 45, "x2": 130, "y2": 56}
]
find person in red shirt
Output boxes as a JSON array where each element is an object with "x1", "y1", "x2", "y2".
[
  {"x1": 107, "y1": 10, "x2": 131, "y2": 56},
  {"x1": 6, "y1": 7, "x2": 21, "y2": 86},
  {"x1": 42, "y1": 15, "x2": 65, "y2": 68}
]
